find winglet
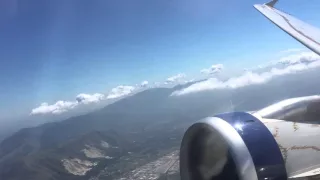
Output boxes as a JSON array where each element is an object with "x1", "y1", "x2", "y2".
[{"x1": 265, "y1": 0, "x2": 278, "y2": 7}]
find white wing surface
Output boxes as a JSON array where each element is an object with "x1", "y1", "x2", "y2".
[{"x1": 254, "y1": 0, "x2": 320, "y2": 56}]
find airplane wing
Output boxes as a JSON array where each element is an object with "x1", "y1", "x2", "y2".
[
  {"x1": 254, "y1": 0, "x2": 320, "y2": 56},
  {"x1": 254, "y1": 2, "x2": 320, "y2": 179}
]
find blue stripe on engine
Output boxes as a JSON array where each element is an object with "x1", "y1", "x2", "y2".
[{"x1": 215, "y1": 112, "x2": 287, "y2": 180}]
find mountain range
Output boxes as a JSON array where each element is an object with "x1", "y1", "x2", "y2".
[{"x1": 1, "y1": 69, "x2": 320, "y2": 180}]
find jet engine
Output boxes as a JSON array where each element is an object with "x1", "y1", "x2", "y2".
[{"x1": 180, "y1": 95, "x2": 320, "y2": 180}]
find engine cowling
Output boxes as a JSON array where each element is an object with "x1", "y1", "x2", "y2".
[{"x1": 180, "y1": 96, "x2": 320, "y2": 180}]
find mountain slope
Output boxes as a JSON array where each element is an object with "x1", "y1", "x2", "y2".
[{"x1": 1, "y1": 70, "x2": 320, "y2": 180}]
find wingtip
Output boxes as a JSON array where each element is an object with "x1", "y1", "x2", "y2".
[{"x1": 265, "y1": 0, "x2": 278, "y2": 7}]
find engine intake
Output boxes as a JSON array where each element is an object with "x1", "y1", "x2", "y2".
[
  {"x1": 180, "y1": 96, "x2": 320, "y2": 180},
  {"x1": 180, "y1": 112, "x2": 287, "y2": 180}
]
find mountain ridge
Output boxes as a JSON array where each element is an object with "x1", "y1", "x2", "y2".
[{"x1": 2, "y1": 70, "x2": 320, "y2": 180}]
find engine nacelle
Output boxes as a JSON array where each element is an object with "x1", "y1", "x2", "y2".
[{"x1": 180, "y1": 96, "x2": 320, "y2": 180}]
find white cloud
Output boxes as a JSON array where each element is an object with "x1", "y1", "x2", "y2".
[
  {"x1": 278, "y1": 51, "x2": 319, "y2": 65},
  {"x1": 201, "y1": 64, "x2": 224, "y2": 75},
  {"x1": 254, "y1": 50, "x2": 316, "y2": 70},
  {"x1": 76, "y1": 93, "x2": 105, "y2": 104},
  {"x1": 279, "y1": 48, "x2": 304, "y2": 54},
  {"x1": 31, "y1": 86, "x2": 135, "y2": 115},
  {"x1": 140, "y1": 81, "x2": 149, "y2": 87},
  {"x1": 31, "y1": 101, "x2": 78, "y2": 115},
  {"x1": 166, "y1": 73, "x2": 186, "y2": 84},
  {"x1": 107, "y1": 85, "x2": 135, "y2": 99},
  {"x1": 184, "y1": 79, "x2": 196, "y2": 84},
  {"x1": 31, "y1": 85, "x2": 136, "y2": 115},
  {"x1": 172, "y1": 52, "x2": 320, "y2": 96},
  {"x1": 31, "y1": 50, "x2": 318, "y2": 115},
  {"x1": 172, "y1": 72, "x2": 266, "y2": 96}
]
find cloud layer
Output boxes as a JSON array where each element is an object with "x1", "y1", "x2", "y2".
[
  {"x1": 278, "y1": 51, "x2": 319, "y2": 65},
  {"x1": 31, "y1": 86, "x2": 136, "y2": 115},
  {"x1": 106, "y1": 85, "x2": 135, "y2": 99},
  {"x1": 172, "y1": 52, "x2": 320, "y2": 96},
  {"x1": 31, "y1": 101, "x2": 78, "y2": 115},
  {"x1": 140, "y1": 81, "x2": 149, "y2": 87},
  {"x1": 31, "y1": 50, "x2": 319, "y2": 115},
  {"x1": 31, "y1": 73, "x2": 186, "y2": 115},
  {"x1": 165, "y1": 73, "x2": 186, "y2": 84},
  {"x1": 201, "y1": 64, "x2": 224, "y2": 75},
  {"x1": 76, "y1": 93, "x2": 105, "y2": 104}
]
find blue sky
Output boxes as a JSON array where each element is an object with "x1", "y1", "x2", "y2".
[{"x1": 0, "y1": 0, "x2": 320, "y2": 119}]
